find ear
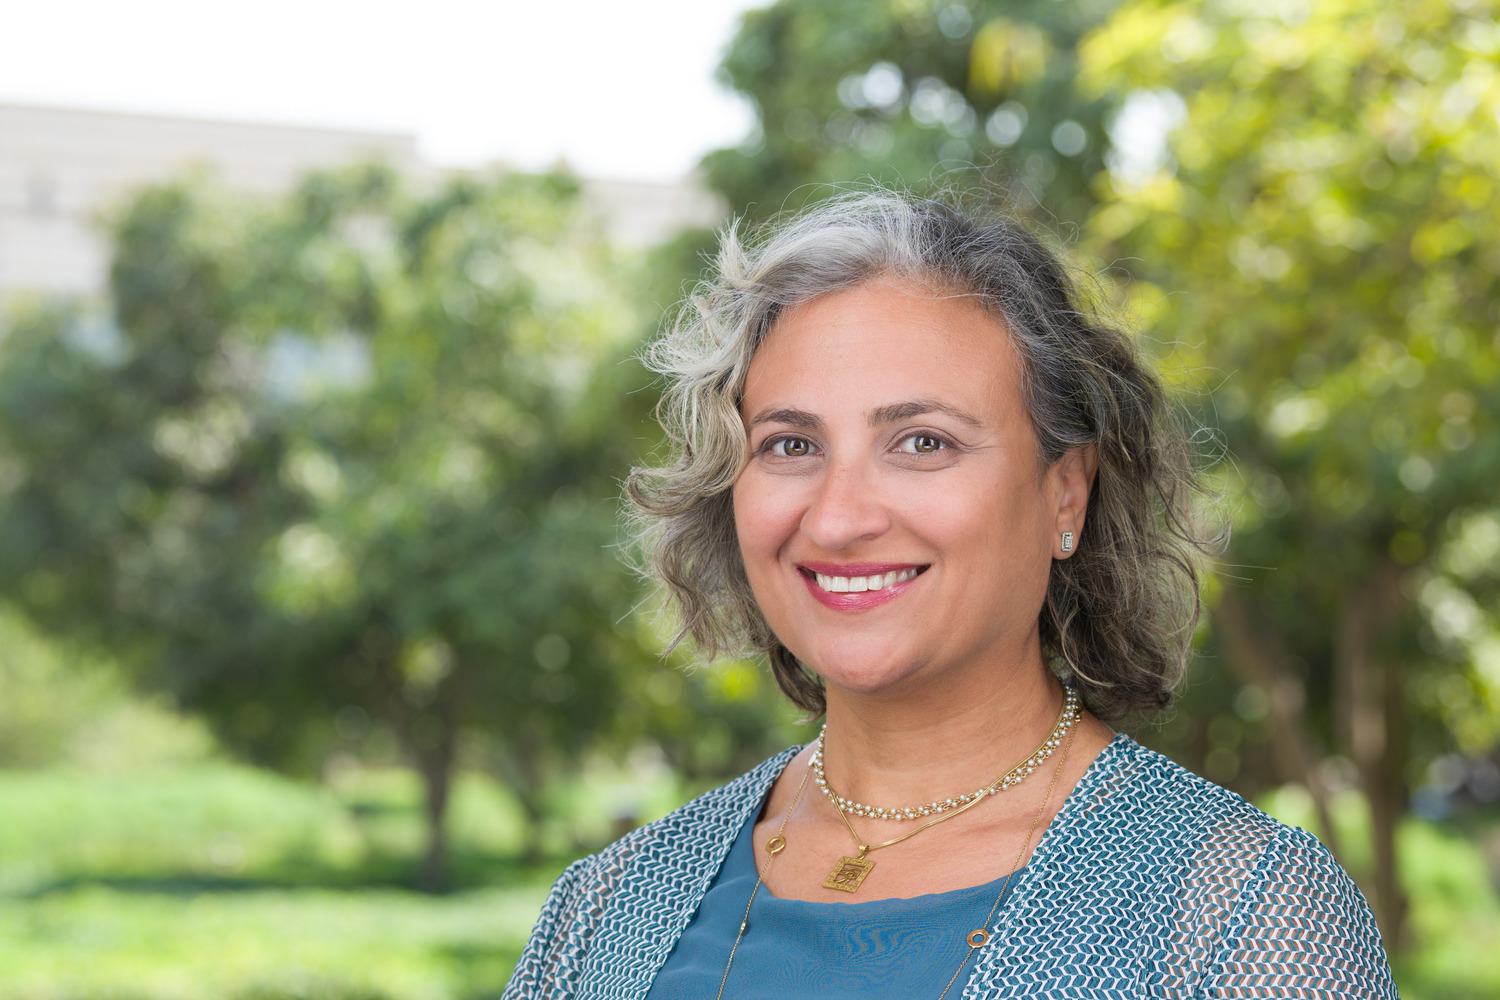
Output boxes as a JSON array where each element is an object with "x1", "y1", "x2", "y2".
[{"x1": 1050, "y1": 444, "x2": 1098, "y2": 560}]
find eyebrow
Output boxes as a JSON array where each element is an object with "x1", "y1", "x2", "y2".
[
  {"x1": 745, "y1": 398, "x2": 983, "y2": 431},
  {"x1": 746, "y1": 407, "x2": 824, "y2": 431},
  {"x1": 869, "y1": 398, "x2": 984, "y2": 429}
]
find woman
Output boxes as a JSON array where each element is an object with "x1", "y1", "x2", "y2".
[{"x1": 503, "y1": 192, "x2": 1396, "y2": 998}]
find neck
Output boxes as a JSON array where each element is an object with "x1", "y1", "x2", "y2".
[{"x1": 817, "y1": 659, "x2": 1066, "y2": 809}]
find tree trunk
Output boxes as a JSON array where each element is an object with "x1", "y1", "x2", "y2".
[
  {"x1": 492, "y1": 730, "x2": 548, "y2": 866},
  {"x1": 373, "y1": 648, "x2": 459, "y2": 893},
  {"x1": 1211, "y1": 589, "x2": 1343, "y2": 859},
  {"x1": 416, "y1": 738, "x2": 454, "y2": 893},
  {"x1": 407, "y1": 682, "x2": 459, "y2": 894},
  {"x1": 1335, "y1": 565, "x2": 1409, "y2": 950}
]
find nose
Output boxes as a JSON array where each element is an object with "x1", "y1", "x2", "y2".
[{"x1": 799, "y1": 461, "x2": 892, "y2": 550}]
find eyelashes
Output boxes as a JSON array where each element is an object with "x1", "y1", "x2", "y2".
[
  {"x1": 896, "y1": 433, "x2": 946, "y2": 455},
  {"x1": 757, "y1": 432, "x2": 956, "y2": 459},
  {"x1": 766, "y1": 436, "x2": 815, "y2": 458}
]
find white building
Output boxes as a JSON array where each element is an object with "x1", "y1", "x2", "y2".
[{"x1": 0, "y1": 102, "x2": 722, "y2": 305}]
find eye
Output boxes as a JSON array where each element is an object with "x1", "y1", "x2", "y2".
[
  {"x1": 768, "y1": 436, "x2": 815, "y2": 457},
  {"x1": 898, "y1": 433, "x2": 946, "y2": 454}
]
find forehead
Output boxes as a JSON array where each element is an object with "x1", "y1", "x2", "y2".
[{"x1": 740, "y1": 279, "x2": 1024, "y2": 416}]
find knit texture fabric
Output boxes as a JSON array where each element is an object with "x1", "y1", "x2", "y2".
[{"x1": 503, "y1": 734, "x2": 1398, "y2": 999}]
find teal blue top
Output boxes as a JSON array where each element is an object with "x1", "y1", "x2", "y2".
[
  {"x1": 505, "y1": 736, "x2": 1397, "y2": 999},
  {"x1": 644, "y1": 806, "x2": 1024, "y2": 998}
]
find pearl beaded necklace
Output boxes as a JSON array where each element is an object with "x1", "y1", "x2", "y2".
[{"x1": 812, "y1": 685, "x2": 1079, "y2": 821}]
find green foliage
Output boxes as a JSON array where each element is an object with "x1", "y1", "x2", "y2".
[
  {"x1": 706, "y1": 0, "x2": 1123, "y2": 221},
  {"x1": 1082, "y1": 0, "x2": 1500, "y2": 758},
  {"x1": 1077, "y1": 0, "x2": 1500, "y2": 943},
  {"x1": 1396, "y1": 818, "x2": 1500, "y2": 1000},
  {"x1": 0, "y1": 164, "x2": 670, "y2": 884},
  {"x1": 0, "y1": 607, "x2": 212, "y2": 769}
]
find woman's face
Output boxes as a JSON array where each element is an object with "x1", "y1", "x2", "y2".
[{"x1": 732, "y1": 278, "x2": 1091, "y2": 701}]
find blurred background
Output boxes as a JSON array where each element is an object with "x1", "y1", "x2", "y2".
[{"x1": 0, "y1": 0, "x2": 1496, "y2": 996}]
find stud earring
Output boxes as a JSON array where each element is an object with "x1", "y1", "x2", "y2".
[{"x1": 1061, "y1": 531, "x2": 1074, "y2": 553}]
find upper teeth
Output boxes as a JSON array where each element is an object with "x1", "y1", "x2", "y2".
[{"x1": 813, "y1": 568, "x2": 919, "y2": 593}]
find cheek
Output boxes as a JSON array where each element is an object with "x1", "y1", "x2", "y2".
[
  {"x1": 732, "y1": 473, "x2": 808, "y2": 570},
  {"x1": 731, "y1": 475, "x2": 779, "y2": 560},
  {"x1": 924, "y1": 475, "x2": 1053, "y2": 569}
]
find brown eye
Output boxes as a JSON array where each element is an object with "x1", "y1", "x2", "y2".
[
  {"x1": 772, "y1": 437, "x2": 813, "y2": 457},
  {"x1": 905, "y1": 434, "x2": 943, "y2": 454}
]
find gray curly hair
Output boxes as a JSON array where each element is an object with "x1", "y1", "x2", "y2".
[{"x1": 625, "y1": 191, "x2": 1215, "y2": 721}]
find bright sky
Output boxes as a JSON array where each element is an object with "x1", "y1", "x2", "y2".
[{"x1": 1, "y1": 0, "x2": 765, "y2": 182}]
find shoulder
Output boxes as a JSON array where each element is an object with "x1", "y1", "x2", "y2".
[
  {"x1": 501, "y1": 747, "x2": 798, "y2": 999},
  {"x1": 554, "y1": 744, "x2": 798, "y2": 905},
  {"x1": 585, "y1": 744, "x2": 797, "y2": 876},
  {"x1": 1052, "y1": 732, "x2": 1301, "y2": 863},
  {"x1": 1205, "y1": 809, "x2": 1396, "y2": 997},
  {"x1": 986, "y1": 734, "x2": 1395, "y2": 997},
  {"x1": 1053, "y1": 734, "x2": 1374, "y2": 910}
]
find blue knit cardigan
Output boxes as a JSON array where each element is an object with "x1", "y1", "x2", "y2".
[{"x1": 503, "y1": 734, "x2": 1397, "y2": 998}]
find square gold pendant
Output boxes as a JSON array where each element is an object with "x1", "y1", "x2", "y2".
[{"x1": 823, "y1": 855, "x2": 876, "y2": 893}]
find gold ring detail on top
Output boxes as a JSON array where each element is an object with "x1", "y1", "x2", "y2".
[
  {"x1": 966, "y1": 930, "x2": 989, "y2": 947},
  {"x1": 715, "y1": 756, "x2": 813, "y2": 1000},
  {"x1": 813, "y1": 685, "x2": 1078, "y2": 820}
]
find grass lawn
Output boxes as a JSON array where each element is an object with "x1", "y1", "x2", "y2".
[
  {"x1": 1, "y1": 762, "x2": 1497, "y2": 998},
  {"x1": 0, "y1": 882, "x2": 552, "y2": 1000},
  {"x1": 0, "y1": 762, "x2": 567, "y2": 999}
]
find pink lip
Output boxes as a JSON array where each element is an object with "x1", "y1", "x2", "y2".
[
  {"x1": 796, "y1": 563, "x2": 928, "y2": 611},
  {"x1": 799, "y1": 562, "x2": 919, "y2": 576}
]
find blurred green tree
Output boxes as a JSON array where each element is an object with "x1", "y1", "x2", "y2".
[
  {"x1": 706, "y1": 0, "x2": 1122, "y2": 222},
  {"x1": 1079, "y1": 0, "x2": 1500, "y2": 947},
  {"x1": 0, "y1": 606, "x2": 212, "y2": 770},
  {"x1": 0, "y1": 165, "x2": 662, "y2": 887}
]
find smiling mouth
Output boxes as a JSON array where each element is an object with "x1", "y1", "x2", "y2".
[{"x1": 803, "y1": 566, "x2": 927, "y2": 594}]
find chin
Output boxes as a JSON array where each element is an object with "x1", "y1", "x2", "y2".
[{"x1": 796, "y1": 641, "x2": 925, "y2": 698}]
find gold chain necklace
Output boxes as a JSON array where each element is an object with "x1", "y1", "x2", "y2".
[
  {"x1": 813, "y1": 685, "x2": 1079, "y2": 822},
  {"x1": 714, "y1": 698, "x2": 1082, "y2": 1000},
  {"x1": 822, "y1": 691, "x2": 1079, "y2": 893},
  {"x1": 934, "y1": 710, "x2": 1078, "y2": 1000},
  {"x1": 714, "y1": 753, "x2": 812, "y2": 1000}
]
